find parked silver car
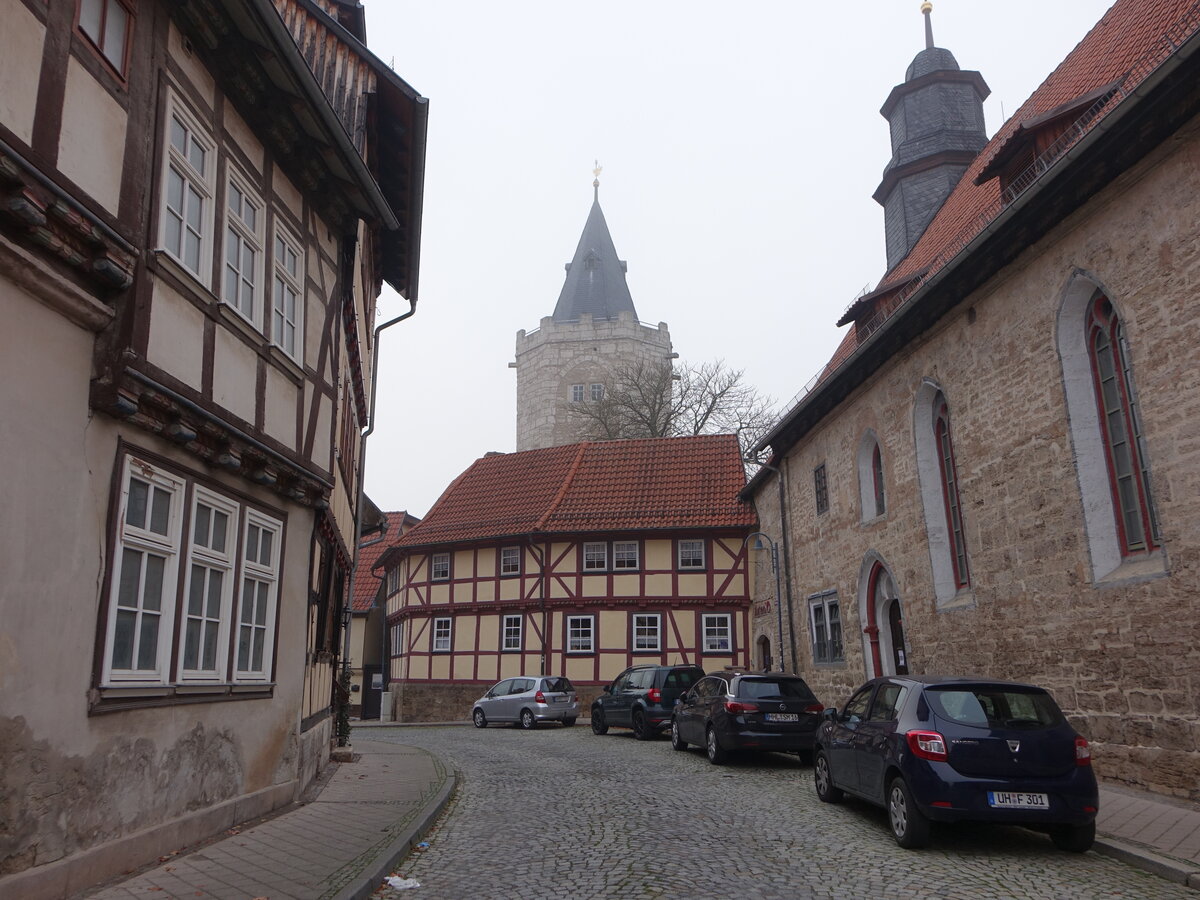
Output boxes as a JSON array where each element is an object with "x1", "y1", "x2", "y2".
[{"x1": 472, "y1": 676, "x2": 579, "y2": 729}]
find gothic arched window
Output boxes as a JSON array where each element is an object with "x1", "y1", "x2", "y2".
[
  {"x1": 1087, "y1": 295, "x2": 1160, "y2": 555},
  {"x1": 933, "y1": 392, "x2": 970, "y2": 588}
]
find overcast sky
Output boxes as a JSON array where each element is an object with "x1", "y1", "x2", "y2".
[{"x1": 360, "y1": 0, "x2": 1116, "y2": 519}]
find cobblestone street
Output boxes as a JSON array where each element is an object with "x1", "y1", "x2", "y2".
[{"x1": 369, "y1": 725, "x2": 1190, "y2": 900}]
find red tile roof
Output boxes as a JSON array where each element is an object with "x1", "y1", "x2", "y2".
[
  {"x1": 848, "y1": 0, "x2": 1200, "y2": 330},
  {"x1": 351, "y1": 510, "x2": 420, "y2": 611},
  {"x1": 392, "y1": 435, "x2": 757, "y2": 548}
]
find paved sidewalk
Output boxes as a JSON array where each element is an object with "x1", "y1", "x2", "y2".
[
  {"x1": 83, "y1": 723, "x2": 1200, "y2": 896},
  {"x1": 1096, "y1": 783, "x2": 1200, "y2": 889},
  {"x1": 83, "y1": 738, "x2": 455, "y2": 900}
]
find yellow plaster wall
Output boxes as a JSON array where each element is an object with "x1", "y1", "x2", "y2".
[
  {"x1": 58, "y1": 58, "x2": 126, "y2": 214},
  {"x1": 212, "y1": 329, "x2": 257, "y2": 425},
  {"x1": 644, "y1": 573, "x2": 672, "y2": 595},
  {"x1": 599, "y1": 611, "x2": 626, "y2": 647},
  {"x1": 611, "y1": 574, "x2": 639, "y2": 596},
  {"x1": 645, "y1": 541, "x2": 672, "y2": 569},
  {"x1": 0, "y1": 4, "x2": 43, "y2": 144},
  {"x1": 147, "y1": 281, "x2": 205, "y2": 386},
  {"x1": 677, "y1": 573, "x2": 708, "y2": 597},
  {"x1": 263, "y1": 366, "x2": 298, "y2": 450}
]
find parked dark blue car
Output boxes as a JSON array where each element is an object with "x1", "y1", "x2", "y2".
[{"x1": 813, "y1": 676, "x2": 1098, "y2": 851}]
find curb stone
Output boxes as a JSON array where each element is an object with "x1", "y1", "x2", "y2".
[
  {"x1": 1093, "y1": 836, "x2": 1200, "y2": 891},
  {"x1": 332, "y1": 762, "x2": 460, "y2": 900}
]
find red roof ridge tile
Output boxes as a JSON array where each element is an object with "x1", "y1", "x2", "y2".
[{"x1": 534, "y1": 441, "x2": 590, "y2": 531}]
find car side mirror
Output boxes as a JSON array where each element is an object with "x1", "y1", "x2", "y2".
[
  {"x1": 822, "y1": 708, "x2": 839, "y2": 723},
  {"x1": 603, "y1": 685, "x2": 612, "y2": 694}
]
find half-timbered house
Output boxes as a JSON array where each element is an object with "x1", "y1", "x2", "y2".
[
  {"x1": 377, "y1": 435, "x2": 758, "y2": 720},
  {"x1": 0, "y1": 0, "x2": 426, "y2": 894},
  {"x1": 348, "y1": 507, "x2": 420, "y2": 719}
]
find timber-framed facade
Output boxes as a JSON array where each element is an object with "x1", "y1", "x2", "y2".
[
  {"x1": 377, "y1": 436, "x2": 758, "y2": 720},
  {"x1": 0, "y1": 0, "x2": 426, "y2": 894}
]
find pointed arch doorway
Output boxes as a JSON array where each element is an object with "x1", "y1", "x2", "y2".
[
  {"x1": 859, "y1": 558, "x2": 910, "y2": 677},
  {"x1": 757, "y1": 635, "x2": 772, "y2": 671}
]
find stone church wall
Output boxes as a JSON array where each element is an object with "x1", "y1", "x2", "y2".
[{"x1": 758, "y1": 114, "x2": 1200, "y2": 799}]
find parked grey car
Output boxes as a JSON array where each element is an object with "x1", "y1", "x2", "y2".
[{"x1": 472, "y1": 676, "x2": 579, "y2": 729}]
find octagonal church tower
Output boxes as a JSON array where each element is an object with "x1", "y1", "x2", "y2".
[{"x1": 512, "y1": 177, "x2": 673, "y2": 451}]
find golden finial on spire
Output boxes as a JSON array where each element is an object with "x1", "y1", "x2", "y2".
[
  {"x1": 593, "y1": 159, "x2": 602, "y2": 185},
  {"x1": 921, "y1": 2, "x2": 935, "y2": 49}
]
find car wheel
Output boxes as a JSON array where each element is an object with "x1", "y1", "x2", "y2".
[
  {"x1": 705, "y1": 726, "x2": 728, "y2": 765},
  {"x1": 1050, "y1": 821, "x2": 1095, "y2": 853},
  {"x1": 591, "y1": 707, "x2": 609, "y2": 735},
  {"x1": 520, "y1": 709, "x2": 536, "y2": 730},
  {"x1": 814, "y1": 752, "x2": 843, "y2": 803},
  {"x1": 561, "y1": 717, "x2": 576, "y2": 727},
  {"x1": 632, "y1": 709, "x2": 652, "y2": 741},
  {"x1": 472, "y1": 708, "x2": 487, "y2": 729},
  {"x1": 670, "y1": 719, "x2": 688, "y2": 751},
  {"x1": 888, "y1": 777, "x2": 931, "y2": 849}
]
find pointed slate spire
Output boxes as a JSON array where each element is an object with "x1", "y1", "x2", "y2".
[{"x1": 551, "y1": 173, "x2": 638, "y2": 323}]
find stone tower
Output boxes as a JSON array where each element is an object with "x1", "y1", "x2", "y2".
[
  {"x1": 874, "y1": 2, "x2": 990, "y2": 271},
  {"x1": 512, "y1": 178, "x2": 673, "y2": 451}
]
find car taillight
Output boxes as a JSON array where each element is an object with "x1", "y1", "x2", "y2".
[
  {"x1": 647, "y1": 687, "x2": 662, "y2": 703},
  {"x1": 724, "y1": 700, "x2": 760, "y2": 714},
  {"x1": 803, "y1": 702, "x2": 824, "y2": 714},
  {"x1": 1075, "y1": 736, "x2": 1092, "y2": 767},
  {"x1": 535, "y1": 690, "x2": 546, "y2": 704},
  {"x1": 906, "y1": 730, "x2": 948, "y2": 761}
]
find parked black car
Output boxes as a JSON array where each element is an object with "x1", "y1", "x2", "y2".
[
  {"x1": 671, "y1": 670, "x2": 823, "y2": 765},
  {"x1": 591, "y1": 664, "x2": 704, "y2": 740},
  {"x1": 813, "y1": 676, "x2": 1099, "y2": 851}
]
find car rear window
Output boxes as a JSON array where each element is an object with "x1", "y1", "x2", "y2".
[
  {"x1": 926, "y1": 685, "x2": 1065, "y2": 728},
  {"x1": 542, "y1": 677, "x2": 574, "y2": 693},
  {"x1": 737, "y1": 678, "x2": 816, "y2": 701},
  {"x1": 664, "y1": 669, "x2": 702, "y2": 689}
]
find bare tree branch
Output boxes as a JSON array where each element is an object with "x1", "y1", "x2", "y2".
[{"x1": 563, "y1": 358, "x2": 778, "y2": 469}]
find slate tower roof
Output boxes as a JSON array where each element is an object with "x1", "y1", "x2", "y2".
[
  {"x1": 551, "y1": 183, "x2": 638, "y2": 323},
  {"x1": 875, "y1": 2, "x2": 990, "y2": 272}
]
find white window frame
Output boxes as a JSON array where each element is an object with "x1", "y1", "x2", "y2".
[
  {"x1": 103, "y1": 458, "x2": 185, "y2": 685},
  {"x1": 433, "y1": 617, "x2": 452, "y2": 652},
  {"x1": 583, "y1": 542, "x2": 607, "y2": 571},
  {"x1": 234, "y1": 510, "x2": 281, "y2": 682},
  {"x1": 385, "y1": 565, "x2": 400, "y2": 596},
  {"x1": 271, "y1": 222, "x2": 304, "y2": 361},
  {"x1": 500, "y1": 546, "x2": 521, "y2": 576},
  {"x1": 590, "y1": 383, "x2": 604, "y2": 401},
  {"x1": 810, "y1": 592, "x2": 844, "y2": 664},
  {"x1": 678, "y1": 539, "x2": 706, "y2": 570},
  {"x1": 702, "y1": 613, "x2": 732, "y2": 653},
  {"x1": 159, "y1": 94, "x2": 215, "y2": 284},
  {"x1": 502, "y1": 614, "x2": 522, "y2": 651},
  {"x1": 222, "y1": 169, "x2": 264, "y2": 326},
  {"x1": 613, "y1": 541, "x2": 639, "y2": 570},
  {"x1": 567, "y1": 615, "x2": 595, "y2": 653},
  {"x1": 570, "y1": 384, "x2": 585, "y2": 403},
  {"x1": 632, "y1": 613, "x2": 661, "y2": 652},
  {"x1": 390, "y1": 621, "x2": 404, "y2": 656},
  {"x1": 431, "y1": 552, "x2": 450, "y2": 581},
  {"x1": 178, "y1": 487, "x2": 238, "y2": 682}
]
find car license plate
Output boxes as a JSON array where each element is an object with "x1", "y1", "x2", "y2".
[
  {"x1": 550, "y1": 696, "x2": 563, "y2": 703},
  {"x1": 988, "y1": 791, "x2": 1049, "y2": 809},
  {"x1": 765, "y1": 713, "x2": 799, "y2": 722}
]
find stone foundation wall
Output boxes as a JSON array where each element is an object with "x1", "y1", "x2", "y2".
[{"x1": 394, "y1": 681, "x2": 607, "y2": 723}]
